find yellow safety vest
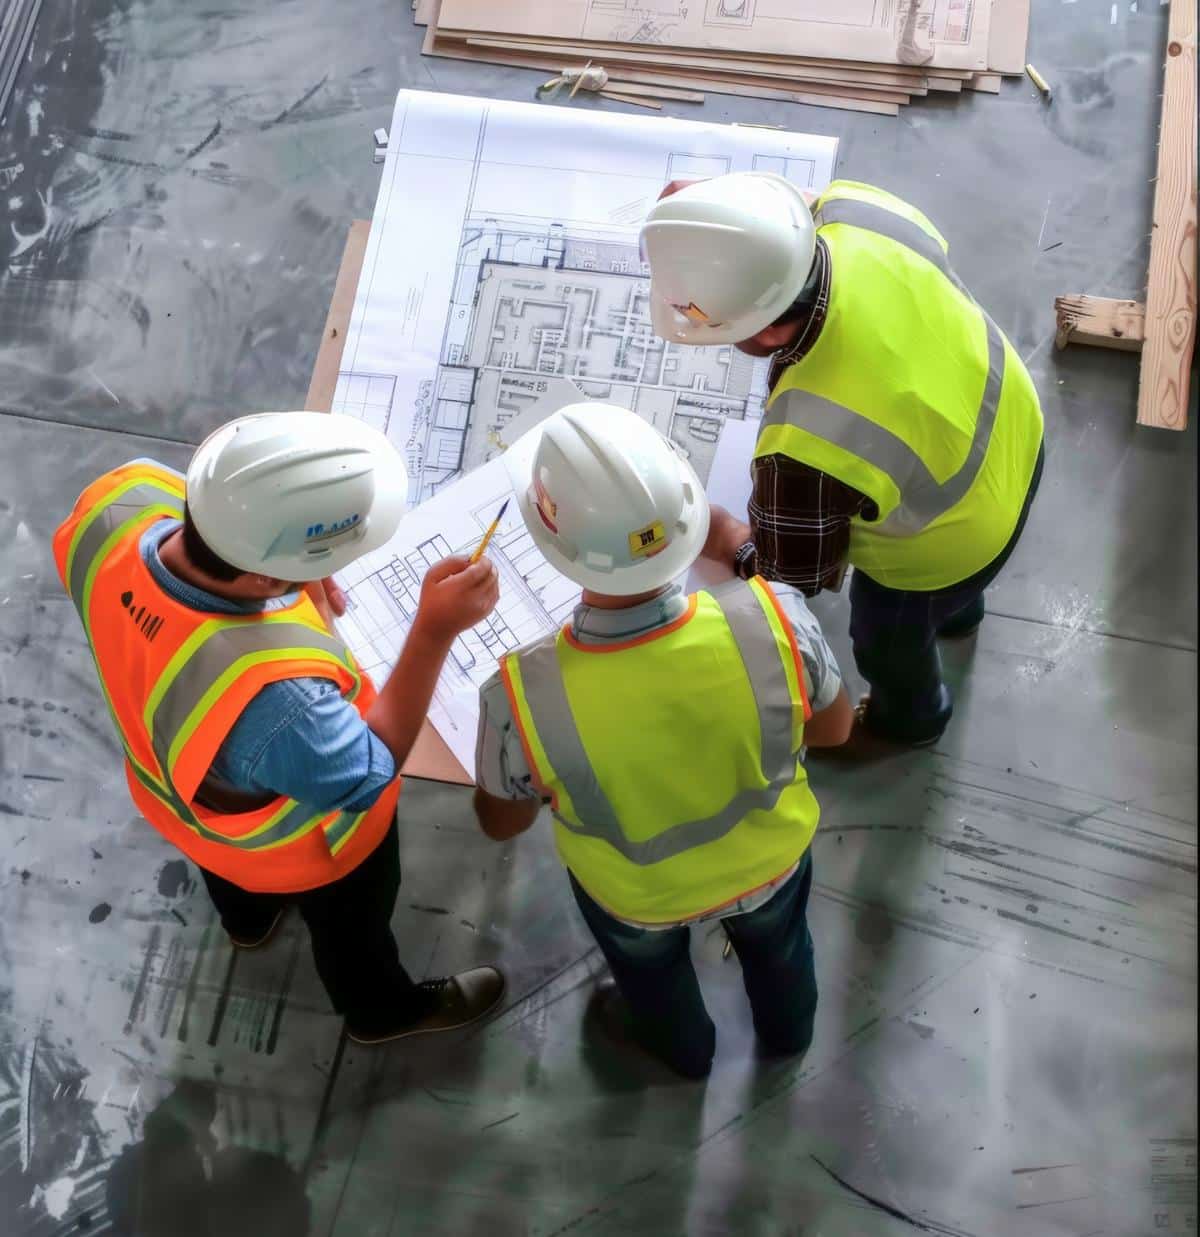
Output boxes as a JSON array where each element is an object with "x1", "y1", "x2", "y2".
[
  {"x1": 757, "y1": 180, "x2": 1044, "y2": 591},
  {"x1": 499, "y1": 578, "x2": 819, "y2": 925}
]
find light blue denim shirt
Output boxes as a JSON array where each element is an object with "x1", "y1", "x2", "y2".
[{"x1": 141, "y1": 518, "x2": 395, "y2": 812}]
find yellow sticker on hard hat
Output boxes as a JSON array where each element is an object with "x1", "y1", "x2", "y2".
[
  {"x1": 629, "y1": 521, "x2": 669, "y2": 559},
  {"x1": 672, "y1": 302, "x2": 711, "y2": 326}
]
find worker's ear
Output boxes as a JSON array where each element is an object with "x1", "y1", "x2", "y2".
[{"x1": 754, "y1": 322, "x2": 802, "y2": 351}]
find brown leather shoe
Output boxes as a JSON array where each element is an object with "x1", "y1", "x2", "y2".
[{"x1": 346, "y1": 966, "x2": 506, "y2": 1045}]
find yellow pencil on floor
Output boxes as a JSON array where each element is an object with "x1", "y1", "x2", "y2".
[{"x1": 470, "y1": 499, "x2": 509, "y2": 564}]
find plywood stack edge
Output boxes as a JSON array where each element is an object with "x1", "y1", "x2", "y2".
[{"x1": 415, "y1": 0, "x2": 1030, "y2": 117}]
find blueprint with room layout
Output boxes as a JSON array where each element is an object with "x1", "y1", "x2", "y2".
[{"x1": 333, "y1": 91, "x2": 837, "y2": 770}]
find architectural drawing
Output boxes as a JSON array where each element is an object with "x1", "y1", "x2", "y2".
[
  {"x1": 339, "y1": 94, "x2": 835, "y2": 503},
  {"x1": 419, "y1": 223, "x2": 763, "y2": 499},
  {"x1": 334, "y1": 456, "x2": 576, "y2": 768},
  {"x1": 333, "y1": 92, "x2": 838, "y2": 765}
]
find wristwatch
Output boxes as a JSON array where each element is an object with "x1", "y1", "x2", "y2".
[{"x1": 732, "y1": 540, "x2": 758, "y2": 581}]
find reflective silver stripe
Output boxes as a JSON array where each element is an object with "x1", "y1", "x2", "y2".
[
  {"x1": 815, "y1": 197, "x2": 951, "y2": 277},
  {"x1": 762, "y1": 387, "x2": 936, "y2": 496},
  {"x1": 776, "y1": 196, "x2": 1007, "y2": 533},
  {"x1": 714, "y1": 580, "x2": 795, "y2": 781},
  {"x1": 128, "y1": 754, "x2": 324, "y2": 849},
  {"x1": 127, "y1": 750, "x2": 200, "y2": 823},
  {"x1": 519, "y1": 640, "x2": 623, "y2": 833},
  {"x1": 521, "y1": 583, "x2": 799, "y2": 867},
  {"x1": 149, "y1": 622, "x2": 353, "y2": 775},
  {"x1": 67, "y1": 481, "x2": 184, "y2": 607},
  {"x1": 878, "y1": 315, "x2": 1006, "y2": 534},
  {"x1": 323, "y1": 809, "x2": 367, "y2": 854}
]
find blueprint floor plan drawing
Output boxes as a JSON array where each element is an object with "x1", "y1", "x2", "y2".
[
  {"x1": 335, "y1": 455, "x2": 579, "y2": 769},
  {"x1": 332, "y1": 92, "x2": 837, "y2": 768},
  {"x1": 337, "y1": 91, "x2": 837, "y2": 502}
]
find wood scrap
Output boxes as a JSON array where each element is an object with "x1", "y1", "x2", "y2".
[
  {"x1": 1054, "y1": 297, "x2": 1145, "y2": 352},
  {"x1": 598, "y1": 90, "x2": 662, "y2": 111}
]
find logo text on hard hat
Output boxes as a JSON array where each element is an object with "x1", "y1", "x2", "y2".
[
  {"x1": 305, "y1": 514, "x2": 361, "y2": 543},
  {"x1": 628, "y1": 521, "x2": 669, "y2": 560},
  {"x1": 671, "y1": 302, "x2": 711, "y2": 326}
]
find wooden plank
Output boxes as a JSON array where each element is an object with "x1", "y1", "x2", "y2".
[
  {"x1": 966, "y1": 73, "x2": 1003, "y2": 94},
  {"x1": 601, "y1": 81, "x2": 705, "y2": 103},
  {"x1": 1054, "y1": 296, "x2": 1146, "y2": 352},
  {"x1": 305, "y1": 220, "x2": 369, "y2": 413},
  {"x1": 455, "y1": 31, "x2": 933, "y2": 89},
  {"x1": 1137, "y1": 0, "x2": 1197, "y2": 430},
  {"x1": 307, "y1": 220, "x2": 472, "y2": 785},
  {"x1": 462, "y1": 39, "x2": 913, "y2": 104},
  {"x1": 426, "y1": 28, "x2": 903, "y2": 114}
]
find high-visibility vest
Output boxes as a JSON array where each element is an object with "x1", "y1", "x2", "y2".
[
  {"x1": 500, "y1": 578, "x2": 818, "y2": 925},
  {"x1": 757, "y1": 179, "x2": 1044, "y2": 592},
  {"x1": 51, "y1": 461, "x2": 400, "y2": 894}
]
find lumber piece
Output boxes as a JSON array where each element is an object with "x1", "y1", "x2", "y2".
[
  {"x1": 440, "y1": 28, "x2": 973, "y2": 77},
  {"x1": 462, "y1": 40, "x2": 912, "y2": 104},
  {"x1": 966, "y1": 73, "x2": 1002, "y2": 93},
  {"x1": 1136, "y1": 0, "x2": 1197, "y2": 430},
  {"x1": 1053, "y1": 296, "x2": 1145, "y2": 352},
  {"x1": 305, "y1": 220, "x2": 370, "y2": 412},
  {"x1": 457, "y1": 32, "x2": 933, "y2": 89},
  {"x1": 599, "y1": 90, "x2": 661, "y2": 110},
  {"x1": 425, "y1": 26, "x2": 903, "y2": 115}
]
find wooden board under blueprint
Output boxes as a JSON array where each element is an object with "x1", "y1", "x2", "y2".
[{"x1": 437, "y1": 0, "x2": 993, "y2": 72}]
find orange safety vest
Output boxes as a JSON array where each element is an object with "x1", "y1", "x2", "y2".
[{"x1": 52, "y1": 461, "x2": 400, "y2": 894}]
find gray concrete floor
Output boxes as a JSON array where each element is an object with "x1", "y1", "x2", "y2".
[{"x1": 1, "y1": 2, "x2": 1196, "y2": 1234}]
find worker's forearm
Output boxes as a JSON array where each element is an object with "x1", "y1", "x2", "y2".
[{"x1": 365, "y1": 622, "x2": 456, "y2": 769}]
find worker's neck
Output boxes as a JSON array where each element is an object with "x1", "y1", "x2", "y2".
[
  {"x1": 580, "y1": 585, "x2": 671, "y2": 610},
  {"x1": 158, "y1": 528, "x2": 279, "y2": 604}
]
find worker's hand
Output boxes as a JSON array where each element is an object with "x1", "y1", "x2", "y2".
[
  {"x1": 305, "y1": 576, "x2": 347, "y2": 629},
  {"x1": 658, "y1": 178, "x2": 706, "y2": 200},
  {"x1": 320, "y1": 576, "x2": 348, "y2": 617},
  {"x1": 413, "y1": 555, "x2": 499, "y2": 642},
  {"x1": 701, "y1": 505, "x2": 752, "y2": 567}
]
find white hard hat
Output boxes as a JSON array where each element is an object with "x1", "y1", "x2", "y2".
[
  {"x1": 640, "y1": 172, "x2": 816, "y2": 346},
  {"x1": 503, "y1": 403, "x2": 709, "y2": 596},
  {"x1": 186, "y1": 411, "x2": 408, "y2": 582}
]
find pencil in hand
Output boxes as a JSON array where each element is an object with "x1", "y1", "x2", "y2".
[{"x1": 470, "y1": 499, "x2": 509, "y2": 564}]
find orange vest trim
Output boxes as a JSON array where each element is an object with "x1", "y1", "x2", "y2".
[
  {"x1": 747, "y1": 576, "x2": 812, "y2": 721},
  {"x1": 54, "y1": 462, "x2": 401, "y2": 894},
  {"x1": 559, "y1": 594, "x2": 700, "y2": 654}
]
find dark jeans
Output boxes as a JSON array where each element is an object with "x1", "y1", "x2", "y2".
[
  {"x1": 570, "y1": 854, "x2": 818, "y2": 1078},
  {"x1": 851, "y1": 444, "x2": 1044, "y2": 743},
  {"x1": 200, "y1": 817, "x2": 427, "y2": 1031}
]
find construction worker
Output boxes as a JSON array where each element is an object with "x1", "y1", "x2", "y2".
[
  {"x1": 640, "y1": 175, "x2": 1045, "y2": 748},
  {"x1": 471, "y1": 404, "x2": 852, "y2": 1078},
  {"x1": 52, "y1": 412, "x2": 505, "y2": 1044}
]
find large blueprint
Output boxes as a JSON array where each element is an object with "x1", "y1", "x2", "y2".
[{"x1": 334, "y1": 91, "x2": 836, "y2": 770}]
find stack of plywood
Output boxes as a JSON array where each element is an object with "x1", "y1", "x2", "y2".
[{"x1": 415, "y1": 0, "x2": 1030, "y2": 117}]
